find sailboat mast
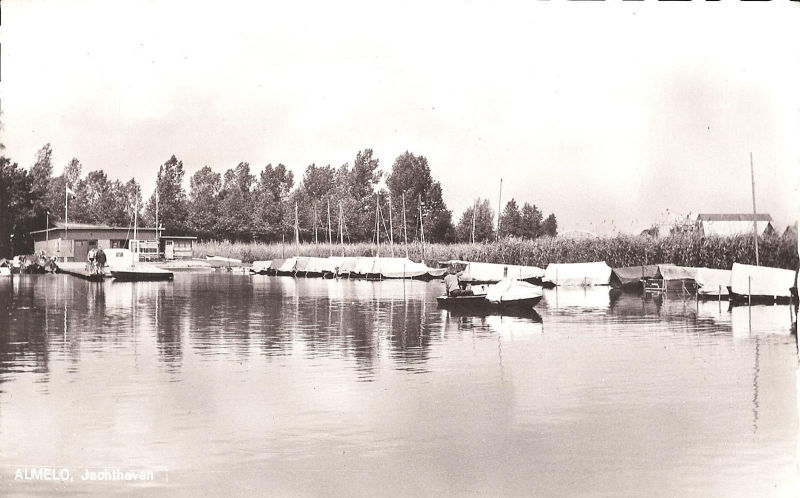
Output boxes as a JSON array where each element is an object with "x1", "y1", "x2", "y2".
[
  {"x1": 339, "y1": 201, "x2": 344, "y2": 256},
  {"x1": 327, "y1": 199, "x2": 332, "y2": 256},
  {"x1": 375, "y1": 194, "x2": 380, "y2": 257},
  {"x1": 497, "y1": 178, "x2": 502, "y2": 242},
  {"x1": 294, "y1": 202, "x2": 300, "y2": 250},
  {"x1": 389, "y1": 195, "x2": 394, "y2": 257},
  {"x1": 471, "y1": 198, "x2": 477, "y2": 244},
  {"x1": 402, "y1": 192, "x2": 408, "y2": 258},
  {"x1": 750, "y1": 152, "x2": 759, "y2": 266}
]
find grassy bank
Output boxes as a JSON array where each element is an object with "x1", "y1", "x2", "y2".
[{"x1": 194, "y1": 234, "x2": 799, "y2": 270}]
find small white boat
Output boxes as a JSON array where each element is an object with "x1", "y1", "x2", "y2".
[
  {"x1": 437, "y1": 279, "x2": 543, "y2": 310},
  {"x1": 109, "y1": 244, "x2": 174, "y2": 282}
]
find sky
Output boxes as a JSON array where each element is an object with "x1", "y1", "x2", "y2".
[{"x1": 2, "y1": 0, "x2": 799, "y2": 235}]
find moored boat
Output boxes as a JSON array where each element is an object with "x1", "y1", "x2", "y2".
[
  {"x1": 437, "y1": 279, "x2": 543, "y2": 310},
  {"x1": 111, "y1": 266, "x2": 174, "y2": 281}
]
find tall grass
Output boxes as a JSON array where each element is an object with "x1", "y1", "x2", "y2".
[{"x1": 195, "y1": 234, "x2": 798, "y2": 270}]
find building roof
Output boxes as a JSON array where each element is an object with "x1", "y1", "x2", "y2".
[
  {"x1": 30, "y1": 221, "x2": 158, "y2": 235},
  {"x1": 696, "y1": 213, "x2": 773, "y2": 222},
  {"x1": 161, "y1": 235, "x2": 197, "y2": 240}
]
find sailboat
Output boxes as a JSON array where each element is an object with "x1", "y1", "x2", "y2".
[{"x1": 111, "y1": 197, "x2": 174, "y2": 282}]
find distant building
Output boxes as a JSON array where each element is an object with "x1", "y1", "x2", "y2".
[
  {"x1": 160, "y1": 236, "x2": 197, "y2": 260},
  {"x1": 695, "y1": 214, "x2": 775, "y2": 237},
  {"x1": 30, "y1": 222, "x2": 158, "y2": 262}
]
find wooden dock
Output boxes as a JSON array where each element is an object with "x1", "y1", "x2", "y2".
[{"x1": 56, "y1": 262, "x2": 108, "y2": 282}]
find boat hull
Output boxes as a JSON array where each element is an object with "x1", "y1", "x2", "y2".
[
  {"x1": 112, "y1": 270, "x2": 174, "y2": 281},
  {"x1": 436, "y1": 295, "x2": 542, "y2": 310}
]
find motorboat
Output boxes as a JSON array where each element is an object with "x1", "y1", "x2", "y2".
[
  {"x1": 109, "y1": 244, "x2": 174, "y2": 281},
  {"x1": 436, "y1": 279, "x2": 543, "y2": 310},
  {"x1": 111, "y1": 265, "x2": 174, "y2": 281}
]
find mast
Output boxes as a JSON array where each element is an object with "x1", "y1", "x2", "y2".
[
  {"x1": 133, "y1": 201, "x2": 138, "y2": 242},
  {"x1": 402, "y1": 192, "x2": 409, "y2": 258},
  {"x1": 155, "y1": 188, "x2": 159, "y2": 244},
  {"x1": 471, "y1": 198, "x2": 477, "y2": 244},
  {"x1": 389, "y1": 195, "x2": 394, "y2": 257},
  {"x1": 497, "y1": 178, "x2": 503, "y2": 241},
  {"x1": 375, "y1": 194, "x2": 380, "y2": 257},
  {"x1": 419, "y1": 194, "x2": 425, "y2": 260},
  {"x1": 294, "y1": 202, "x2": 300, "y2": 250},
  {"x1": 750, "y1": 152, "x2": 759, "y2": 266},
  {"x1": 314, "y1": 204, "x2": 318, "y2": 244},
  {"x1": 327, "y1": 199, "x2": 332, "y2": 256},
  {"x1": 339, "y1": 201, "x2": 344, "y2": 256}
]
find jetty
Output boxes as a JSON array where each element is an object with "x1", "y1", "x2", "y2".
[{"x1": 56, "y1": 262, "x2": 106, "y2": 281}]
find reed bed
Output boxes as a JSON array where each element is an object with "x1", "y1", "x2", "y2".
[{"x1": 195, "y1": 234, "x2": 798, "y2": 270}]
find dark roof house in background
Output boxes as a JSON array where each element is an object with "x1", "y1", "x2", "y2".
[{"x1": 696, "y1": 213, "x2": 774, "y2": 237}]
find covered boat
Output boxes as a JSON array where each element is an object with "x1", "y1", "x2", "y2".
[
  {"x1": 610, "y1": 265, "x2": 659, "y2": 289},
  {"x1": 267, "y1": 258, "x2": 286, "y2": 276},
  {"x1": 337, "y1": 257, "x2": 359, "y2": 278},
  {"x1": 544, "y1": 262, "x2": 612, "y2": 286},
  {"x1": 729, "y1": 263, "x2": 796, "y2": 303},
  {"x1": 457, "y1": 262, "x2": 545, "y2": 284},
  {"x1": 437, "y1": 279, "x2": 542, "y2": 310},
  {"x1": 251, "y1": 260, "x2": 272, "y2": 275},
  {"x1": 695, "y1": 268, "x2": 732, "y2": 298},
  {"x1": 351, "y1": 257, "x2": 377, "y2": 279},
  {"x1": 371, "y1": 257, "x2": 447, "y2": 280},
  {"x1": 276, "y1": 257, "x2": 298, "y2": 276},
  {"x1": 292, "y1": 257, "x2": 311, "y2": 277},
  {"x1": 644, "y1": 264, "x2": 700, "y2": 292}
]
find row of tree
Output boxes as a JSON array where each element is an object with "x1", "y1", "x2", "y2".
[{"x1": 0, "y1": 143, "x2": 559, "y2": 256}]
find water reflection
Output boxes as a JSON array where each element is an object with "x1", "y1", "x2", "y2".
[{"x1": 0, "y1": 275, "x2": 796, "y2": 497}]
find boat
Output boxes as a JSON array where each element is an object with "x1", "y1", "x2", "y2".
[
  {"x1": 728, "y1": 262, "x2": 797, "y2": 304},
  {"x1": 436, "y1": 279, "x2": 543, "y2": 310},
  {"x1": 109, "y1": 243, "x2": 174, "y2": 282},
  {"x1": 111, "y1": 266, "x2": 174, "y2": 281}
]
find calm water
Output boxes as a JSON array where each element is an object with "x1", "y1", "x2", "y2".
[{"x1": 0, "y1": 273, "x2": 797, "y2": 497}]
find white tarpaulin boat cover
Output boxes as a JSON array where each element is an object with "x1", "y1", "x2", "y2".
[
  {"x1": 338, "y1": 258, "x2": 359, "y2": 273},
  {"x1": 544, "y1": 262, "x2": 612, "y2": 286},
  {"x1": 303, "y1": 257, "x2": 329, "y2": 273},
  {"x1": 656, "y1": 264, "x2": 699, "y2": 281},
  {"x1": 278, "y1": 257, "x2": 298, "y2": 272},
  {"x1": 485, "y1": 279, "x2": 543, "y2": 304},
  {"x1": 353, "y1": 257, "x2": 377, "y2": 276},
  {"x1": 252, "y1": 260, "x2": 271, "y2": 272},
  {"x1": 730, "y1": 263, "x2": 796, "y2": 298},
  {"x1": 324, "y1": 257, "x2": 346, "y2": 273},
  {"x1": 695, "y1": 268, "x2": 732, "y2": 296},
  {"x1": 268, "y1": 258, "x2": 285, "y2": 270},
  {"x1": 463, "y1": 262, "x2": 545, "y2": 283},
  {"x1": 371, "y1": 257, "x2": 447, "y2": 278},
  {"x1": 293, "y1": 257, "x2": 310, "y2": 272}
]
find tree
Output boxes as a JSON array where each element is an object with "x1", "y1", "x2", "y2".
[
  {"x1": 0, "y1": 156, "x2": 38, "y2": 256},
  {"x1": 217, "y1": 162, "x2": 255, "y2": 240},
  {"x1": 386, "y1": 151, "x2": 453, "y2": 243},
  {"x1": 499, "y1": 199, "x2": 522, "y2": 238},
  {"x1": 455, "y1": 198, "x2": 495, "y2": 242},
  {"x1": 253, "y1": 163, "x2": 294, "y2": 241},
  {"x1": 188, "y1": 166, "x2": 222, "y2": 239},
  {"x1": 145, "y1": 155, "x2": 189, "y2": 234},
  {"x1": 296, "y1": 164, "x2": 337, "y2": 242},
  {"x1": 520, "y1": 202, "x2": 543, "y2": 239},
  {"x1": 543, "y1": 213, "x2": 558, "y2": 237},
  {"x1": 30, "y1": 144, "x2": 54, "y2": 230}
]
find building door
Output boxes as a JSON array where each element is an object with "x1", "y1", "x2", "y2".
[
  {"x1": 74, "y1": 240, "x2": 89, "y2": 262},
  {"x1": 165, "y1": 240, "x2": 175, "y2": 260}
]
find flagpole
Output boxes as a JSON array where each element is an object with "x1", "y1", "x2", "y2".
[{"x1": 65, "y1": 186, "x2": 69, "y2": 241}]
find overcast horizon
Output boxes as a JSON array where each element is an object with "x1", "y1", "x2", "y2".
[{"x1": 3, "y1": 1, "x2": 799, "y2": 236}]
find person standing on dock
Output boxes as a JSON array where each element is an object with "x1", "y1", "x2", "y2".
[
  {"x1": 87, "y1": 248, "x2": 96, "y2": 273},
  {"x1": 95, "y1": 248, "x2": 107, "y2": 276}
]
